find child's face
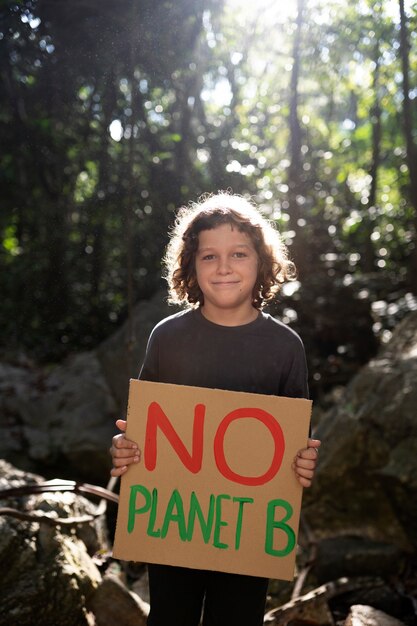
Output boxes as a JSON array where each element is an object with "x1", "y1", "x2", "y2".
[{"x1": 195, "y1": 223, "x2": 259, "y2": 319}]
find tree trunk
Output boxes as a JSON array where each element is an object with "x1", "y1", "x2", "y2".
[
  {"x1": 399, "y1": 0, "x2": 417, "y2": 291},
  {"x1": 89, "y1": 71, "x2": 116, "y2": 331},
  {"x1": 125, "y1": 2, "x2": 139, "y2": 374},
  {"x1": 362, "y1": 45, "x2": 381, "y2": 273},
  {"x1": 287, "y1": 0, "x2": 306, "y2": 274}
]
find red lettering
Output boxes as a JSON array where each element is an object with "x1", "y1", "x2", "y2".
[
  {"x1": 144, "y1": 401, "x2": 205, "y2": 473},
  {"x1": 213, "y1": 407, "x2": 285, "y2": 486}
]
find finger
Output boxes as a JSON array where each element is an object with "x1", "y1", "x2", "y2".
[
  {"x1": 110, "y1": 465, "x2": 129, "y2": 477},
  {"x1": 112, "y1": 434, "x2": 138, "y2": 450},
  {"x1": 294, "y1": 457, "x2": 316, "y2": 471},
  {"x1": 297, "y1": 474, "x2": 313, "y2": 488},
  {"x1": 295, "y1": 447, "x2": 318, "y2": 462},
  {"x1": 110, "y1": 447, "x2": 141, "y2": 461},
  {"x1": 307, "y1": 438, "x2": 321, "y2": 454},
  {"x1": 292, "y1": 468, "x2": 314, "y2": 489},
  {"x1": 112, "y1": 454, "x2": 139, "y2": 468},
  {"x1": 115, "y1": 419, "x2": 127, "y2": 432},
  {"x1": 293, "y1": 463, "x2": 315, "y2": 478}
]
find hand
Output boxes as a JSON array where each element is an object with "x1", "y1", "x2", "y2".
[
  {"x1": 109, "y1": 419, "x2": 141, "y2": 477},
  {"x1": 292, "y1": 438, "x2": 321, "y2": 488}
]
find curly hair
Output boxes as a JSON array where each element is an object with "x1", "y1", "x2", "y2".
[{"x1": 163, "y1": 192, "x2": 296, "y2": 309}]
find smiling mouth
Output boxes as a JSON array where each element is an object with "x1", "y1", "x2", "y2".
[{"x1": 212, "y1": 281, "x2": 240, "y2": 285}]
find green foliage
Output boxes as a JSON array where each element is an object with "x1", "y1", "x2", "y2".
[{"x1": 1, "y1": 0, "x2": 417, "y2": 396}]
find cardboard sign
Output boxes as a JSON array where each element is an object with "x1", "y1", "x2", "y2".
[{"x1": 113, "y1": 380, "x2": 312, "y2": 580}]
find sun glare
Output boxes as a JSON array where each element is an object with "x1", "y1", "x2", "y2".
[
  {"x1": 199, "y1": 0, "x2": 415, "y2": 110},
  {"x1": 226, "y1": 0, "x2": 298, "y2": 25},
  {"x1": 226, "y1": 0, "x2": 415, "y2": 27},
  {"x1": 109, "y1": 119, "x2": 123, "y2": 142}
]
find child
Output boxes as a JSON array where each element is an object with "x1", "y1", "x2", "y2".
[{"x1": 110, "y1": 192, "x2": 320, "y2": 626}]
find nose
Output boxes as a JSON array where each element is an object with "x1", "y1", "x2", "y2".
[{"x1": 216, "y1": 255, "x2": 232, "y2": 274}]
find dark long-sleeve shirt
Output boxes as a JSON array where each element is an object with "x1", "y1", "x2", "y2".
[{"x1": 139, "y1": 308, "x2": 308, "y2": 400}]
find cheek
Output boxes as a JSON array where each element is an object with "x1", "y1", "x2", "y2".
[
  {"x1": 254, "y1": 256, "x2": 262, "y2": 278},
  {"x1": 195, "y1": 263, "x2": 206, "y2": 285},
  {"x1": 250, "y1": 259, "x2": 260, "y2": 282}
]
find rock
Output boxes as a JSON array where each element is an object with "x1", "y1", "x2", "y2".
[
  {"x1": 0, "y1": 457, "x2": 43, "y2": 491},
  {"x1": 0, "y1": 460, "x2": 153, "y2": 626},
  {"x1": 344, "y1": 604, "x2": 406, "y2": 626},
  {"x1": 131, "y1": 566, "x2": 150, "y2": 604},
  {"x1": 0, "y1": 461, "x2": 102, "y2": 626},
  {"x1": 312, "y1": 536, "x2": 406, "y2": 583},
  {"x1": 303, "y1": 311, "x2": 417, "y2": 553},
  {"x1": 0, "y1": 353, "x2": 118, "y2": 482},
  {"x1": 329, "y1": 582, "x2": 411, "y2": 624},
  {"x1": 97, "y1": 289, "x2": 179, "y2": 408},
  {"x1": 0, "y1": 361, "x2": 39, "y2": 469},
  {"x1": 87, "y1": 574, "x2": 149, "y2": 626},
  {"x1": 264, "y1": 576, "x2": 376, "y2": 626},
  {"x1": 0, "y1": 291, "x2": 176, "y2": 482}
]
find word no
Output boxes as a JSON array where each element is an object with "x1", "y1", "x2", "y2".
[{"x1": 145, "y1": 401, "x2": 285, "y2": 486}]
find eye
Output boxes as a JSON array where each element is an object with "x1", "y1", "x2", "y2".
[
  {"x1": 201, "y1": 253, "x2": 215, "y2": 261},
  {"x1": 233, "y1": 251, "x2": 248, "y2": 258}
]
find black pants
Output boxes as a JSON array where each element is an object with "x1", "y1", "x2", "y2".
[{"x1": 147, "y1": 563, "x2": 269, "y2": 626}]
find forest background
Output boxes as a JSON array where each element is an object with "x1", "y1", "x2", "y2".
[{"x1": 1, "y1": 0, "x2": 417, "y2": 403}]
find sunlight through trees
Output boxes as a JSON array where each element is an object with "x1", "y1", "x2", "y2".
[{"x1": 1, "y1": 0, "x2": 416, "y2": 393}]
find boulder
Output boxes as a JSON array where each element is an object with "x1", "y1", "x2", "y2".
[
  {"x1": 0, "y1": 352, "x2": 118, "y2": 483},
  {"x1": 87, "y1": 574, "x2": 149, "y2": 626},
  {"x1": 311, "y1": 536, "x2": 406, "y2": 583},
  {"x1": 303, "y1": 311, "x2": 417, "y2": 552},
  {"x1": 97, "y1": 289, "x2": 179, "y2": 408},
  {"x1": 0, "y1": 460, "x2": 102, "y2": 626},
  {"x1": 0, "y1": 291, "x2": 176, "y2": 482},
  {"x1": 343, "y1": 604, "x2": 406, "y2": 626},
  {"x1": 0, "y1": 460, "x2": 150, "y2": 626}
]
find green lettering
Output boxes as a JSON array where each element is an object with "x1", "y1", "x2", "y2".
[
  {"x1": 147, "y1": 488, "x2": 161, "y2": 537},
  {"x1": 128, "y1": 485, "x2": 151, "y2": 534},
  {"x1": 186, "y1": 492, "x2": 215, "y2": 543},
  {"x1": 213, "y1": 494, "x2": 231, "y2": 549},
  {"x1": 233, "y1": 497, "x2": 254, "y2": 550},
  {"x1": 161, "y1": 489, "x2": 187, "y2": 540},
  {"x1": 265, "y1": 498, "x2": 296, "y2": 557}
]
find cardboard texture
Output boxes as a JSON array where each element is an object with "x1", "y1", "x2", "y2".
[{"x1": 113, "y1": 380, "x2": 312, "y2": 581}]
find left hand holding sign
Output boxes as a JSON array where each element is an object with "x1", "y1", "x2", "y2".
[
  {"x1": 292, "y1": 438, "x2": 320, "y2": 488},
  {"x1": 110, "y1": 419, "x2": 141, "y2": 477}
]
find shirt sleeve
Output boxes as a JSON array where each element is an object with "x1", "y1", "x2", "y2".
[
  {"x1": 280, "y1": 338, "x2": 309, "y2": 400},
  {"x1": 138, "y1": 328, "x2": 159, "y2": 382},
  {"x1": 280, "y1": 337, "x2": 311, "y2": 437}
]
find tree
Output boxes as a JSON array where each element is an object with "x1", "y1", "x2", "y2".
[
  {"x1": 1, "y1": 0, "x2": 417, "y2": 396},
  {"x1": 0, "y1": 0, "x2": 222, "y2": 358},
  {"x1": 399, "y1": 0, "x2": 417, "y2": 290}
]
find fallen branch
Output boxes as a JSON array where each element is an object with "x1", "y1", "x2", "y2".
[
  {"x1": 0, "y1": 477, "x2": 118, "y2": 526},
  {"x1": 0, "y1": 477, "x2": 119, "y2": 503},
  {"x1": 264, "y1": 576, "x2": 385, "y2": 625},
  {"x1": 291, "y1": 515, "x2": 318, "y2": 599}
]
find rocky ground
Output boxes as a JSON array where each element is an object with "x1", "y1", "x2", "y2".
[{"x1": 1, "y1": 299, "x2": 417, "y2": 624}]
